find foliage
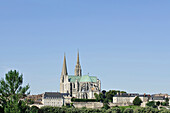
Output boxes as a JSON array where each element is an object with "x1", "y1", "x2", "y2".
[
  {"x1": 165, "y1": 98, "x2": 169, "y2": 106},
  {"x1": 156, "y1": 101, "x2": 161, "y2": 106},
  {"x1": 134, "y1": 108, "x2": 143, "y2": 113},
  {"x1": 111, "y1": 107, "x2": 121, "y2": 113},
  {"x1": 29, "y1": 106, "x2": 39, "y2": 113},
  {"x1": 141, "y1": 107, "x2": 159, "y2": 113},
  {"x1": 133, "y1": 96, "x2": 142, "y2": 106},
  {"x1": 94, "y1": 90, "x2": 126, "y2": 109},
  {"x1": 146, "y1": 101, "x2": 157, "y2": 108},
  {"x1": 0, "y1": 70, "x2": 30, "y2": 113},
  {"x1": 102, "y1": 103, "x2": 110, "y2": 110},
  {"x1": 161, "y1": 102, "x2": 168, "y2": 106},
  {"x1": 123, "y1": 108, "x2": 133, "y2": 113},
  {"x1": 36, "y1": 106, "x2": 170, "y2": 113}
]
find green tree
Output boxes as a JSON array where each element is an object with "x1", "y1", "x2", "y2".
[
  {"x1": 165, "y1": 97, "x2": 169, "y2": 106},
  {"x1": 133, "y1": 96, "x2": 142, "y2": 106},
  {"x1": 94, "y1": 93, "x2": 100, "y2": 102},
  {"x1": 146, "y1": 101, "x2": 157, "y2": 108},
  {"x1": 156, "y1": 101, "x2": 160, "y2": 106},
  {"x1": 0, "y1": 70, "x2": 30, "y2": 113}
]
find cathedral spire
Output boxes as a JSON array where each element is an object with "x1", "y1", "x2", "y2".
[
  {"x1": 75, "y1": 51, "x2": 82, "y2": 76},
  {"x1": 61, "y1": 53, "x2": 68, "y2": 75},
  {"x1": 77, "y1": 50, "x2": 80, "y2": 65}
]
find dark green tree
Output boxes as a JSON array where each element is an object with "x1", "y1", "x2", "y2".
[
  {"x1": 133, "y1": 96, "x2": 142, "y2": 106},
  {"x1": 0, "y1": 70, "x2": 30, "y2": 113},
  {"x1": 146, "y1": 101, "x2": 157, "y2": 108},
  {"x1": 156, "y1": 101, "x2": 160, "y2": 106},
  {"x1": 165, "y1": 97, "x2": 169, "y2": 106}
]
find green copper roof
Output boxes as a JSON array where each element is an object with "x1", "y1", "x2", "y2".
[
  {"x1": 80, "y1": 75, "x2": 92, "y2": 82},
  {"x1": 68, "y1": 75, "x2": 97, "y2": 83}
]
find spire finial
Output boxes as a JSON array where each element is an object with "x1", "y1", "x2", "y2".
[
  {"x1": 77, "y1": 50, "x2": 80, "y2": 64},
  {"x1": 75, "y1": 50, "x2": 82, "y2": 76},
  {"x1": 61, "y1": 53, "x2": 68, "y2": 75}
]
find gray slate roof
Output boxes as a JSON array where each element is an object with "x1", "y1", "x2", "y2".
[{"x1": 44, "y1": 92, "x2": 64, "y2": 99}]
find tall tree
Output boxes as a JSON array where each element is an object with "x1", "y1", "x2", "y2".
[
  {"x1": 133, "y1": 96, "x2": 142, "y2": 106},
  {"x1": 0, "y1": 70, "x2": 30, "y2": 113}
]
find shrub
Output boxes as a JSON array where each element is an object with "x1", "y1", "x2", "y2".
[
  {"x1": 111, "y1": 107, "x2": 121, "y2": 113},
  {"x1": 134, "y1": 108, "x2": 142, "y2": 113},
  {"x1": 29, "y1": 106, "x2": 39, "y2": 113},
  {"x1": 123, "y1": 108, "x2": 133, "y2": 113},
  {"x1": 133, "y1": 96, "x2": 142, "y2": 106},
  {"x1": 102, "y1": 103, "x2": 110, "y2": 110}
]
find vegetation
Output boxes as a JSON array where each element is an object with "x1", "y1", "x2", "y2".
[
  {"x1": 146, "y1": 101, "x2": 157, "y2": 108},
  {"x1": 156, "y1": 101, "x2": 161, "y2": 106},
  {"x1": 0, "y1": 70, "x2": 30, "y2": 113},
  {"x1": 23, "y1": 106, "x2": 170, "y2": 113},
  {"x1": 133, "y1": 96, "x2": 142, "y2": 106},
  {"x1": 165, "y1": 97, "x2": 169, "y2": 106},
  {"x1": 1, "y1": 70, "x2": 170, "y2": 113},
  {"x1": 94, "y1": 90, "x2": 127, "y2": 109}
]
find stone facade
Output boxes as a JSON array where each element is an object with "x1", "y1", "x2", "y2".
[
  {"x1": 73, "y1": 102, "x2": 103, "y2": 109},
  {"x1": 42, "y1": 92, "x2": 70, "y2": 107},
  {"x1": 60, "y1": 52, "x2": 101, "y2": 99},
  {"x1": 113, "y1": 93, "x2": 149, "y2": 107}
]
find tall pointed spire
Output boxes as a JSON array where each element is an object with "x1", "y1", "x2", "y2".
[
  {"x1": 61, "y1": 53, "x2": 68, "y2": 75},
  {"x1": 77, "y1": 50, "x2": 80, "y2": 65},
  {"x1": 75, "y1": 50, "x2": 82, "y2": 76}
]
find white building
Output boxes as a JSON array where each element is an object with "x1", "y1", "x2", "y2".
[
  {"x1": 113, "y1": 93, "x2": 149, "y2": 107},
  {"x1": 42, "y1": 92, "x2": 70, "y2": 107}
]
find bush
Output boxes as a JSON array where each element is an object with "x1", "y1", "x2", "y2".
[
  {"x1": 146, "y1": 101, "x2": 157, "y2": 108},
  {"x1": 30, "y1": 106, "x2": 39, "y2": 113},
  {"x1": 111, "y1": 107, "x2": 121, "y2": 113},
  {"x1": 161, "y1": 102, "x2": 168, "y2": 106},
  {"x1": 102, "y1": 103, "x2": 110, "y2": 110},
  {"x1": 156, "y1": 101, "x2": 161, "y2": 106},
  {"x1": 133, "y1": 96, "x2": 142, "y2": 106},
  {"x1": 141, "y1": 107, "x2": 159, "y2": 113},
  {"x1": 134, "y1": 108, "x2": 142, "y2": 113},
  {"x1": 123, "y1": 108, "x2": 133, "y2": 113}
]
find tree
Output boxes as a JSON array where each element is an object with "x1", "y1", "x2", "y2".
[
  {"x1": 133, "y1": 96, "x2": 142, "y2": 106},
  {"x1": 0, "y1": 70, "x2": 30, "y2": 113},
  {"x1": 94, "y1": 93, "x2": 100, "y2": 102},
  {"x1": 165, "y1": 97, "x2": 169, "y2": 106},
  {"x1": 146, "y1": 101, "x2": 157, "y2": 108},
  {"x1": 156, "y1": 101, "x2": 160, "y2": 106}
]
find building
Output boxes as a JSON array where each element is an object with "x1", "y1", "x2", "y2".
[
  {"x1": 149, "y1": 95, "x2": 166, "y2": 103},
  {"x1": 113, "y1": 93, "x2": 149, "y2": 107},
  {"x1": 60, "y1": 52, "x2": 101, "y2": 99},
  {"x1": 26, "y1": 94, "x2": 43, "y2": 104},
  {"x1": 42, "y1": 92, "x2": 70, "y2": 107}
]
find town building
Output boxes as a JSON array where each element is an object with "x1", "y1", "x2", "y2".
[
  {"x1": 26, "y1": 94, "x2": 43, "y2": 104},
  {"x1": 113, "y1": 93, "x2": 149, "y2": 107},
  {"x1": 60, "y1": 52, "x2": 101, "y2": 99},
  {"x1": 42, "y1": 92, "x2": 70, "y2": 107}
]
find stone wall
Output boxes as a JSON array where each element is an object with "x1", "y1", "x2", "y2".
[{"x1": 73, "y1": 102, "x2": 103, "y2": 109}]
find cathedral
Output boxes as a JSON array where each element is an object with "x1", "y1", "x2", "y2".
[{"x1": 60, "y1": 52, "x2": 101, "y2": 99}]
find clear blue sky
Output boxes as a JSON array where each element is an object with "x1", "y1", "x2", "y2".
[{"x1": 0, "y1": 0, "x2": 170, "y2": 95}]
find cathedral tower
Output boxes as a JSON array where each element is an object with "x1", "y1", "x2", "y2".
[
  {"x1": 60, "y1": 54, "x2": 69, "y2": 93},
  {"x1": 74, "y1": 51, "x2": 82, "y2": 76}
]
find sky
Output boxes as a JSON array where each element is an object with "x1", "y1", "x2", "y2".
[{"x1": 0, "y1": 0, "x2": 170, "y2": 95}]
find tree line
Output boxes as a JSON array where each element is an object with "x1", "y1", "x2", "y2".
[{"x1": 0, "y1": 70, "x2": 170, "y2": 113}]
